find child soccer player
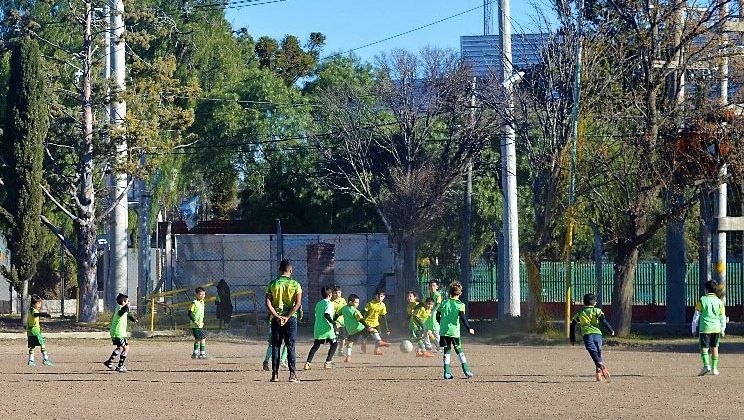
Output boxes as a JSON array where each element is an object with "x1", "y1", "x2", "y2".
[
  {"x1": 331, "y1": 285, "x2": 347, "y2": 356},
  {"x1": 692, "y1": 280, "x2": 726, "y2": 376},
  {"x1": 411, "y1": 298, "x2": 435, "y2": 358},
  {"x1": 362, "y1": 289, "x2": 391, "y2": 355},
  {"x1": 406, "y1": 291, "x2": 419, "y2": 321},
  {"x1": 304, "y1": 287, "x2": 339, "y2": 370},
  {"x1": 339, "y1": 294, "x2": 374, "y2": 362},
  {"x1": 27, "y1": 295, "x2": 52, "y2": 366},
  {"x1": 189, "y1": 287, "x2": 207, "y2": 359},
  {"x1": 570, "y1": 293, "x2": 614, "y2": 382},
  {"x1": 436, "y1": 282, "x2": 475, "y2": 379},
  {"x1": 104, "y1": 293, "x2": 138, "y2": 373},
  {"x1": 424, "y1": 280, "x2": 443, "y2": 352}
]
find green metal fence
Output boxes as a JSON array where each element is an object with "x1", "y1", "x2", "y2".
[{"x1": 418, "y1": 261, "x2": 744, "y2": 306}]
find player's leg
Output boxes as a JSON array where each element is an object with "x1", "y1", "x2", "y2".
[
  {"x1": 285, "y1": 317, "x2": 298, "y2": 381},
  {"x1": 104, "y1": 339, "x2": 121, "y2": 370},
  {"x1": 191, "y1": 328, "x2": 200, "y2": 359},
  {"x1": 199, "y1": 337, "x2": 207, "y2": 358},
  {"x1": 582, "y1": 334, "x2": 603, "y2": 381},
  {"x1": 372, "y1": 329, "x2": 384, "y2": 355},
  {"x1": 345, "y1": 332, "x2": 357, "y2": 362},
  {"x1": 116, "y1": 341, "x2": 129, "y2": 372},
  {"x1": 270, "y1": 318, "x2": 282, "y2": 379},
  {"x1": 711, "y1": 334, "x2": 720, "y2": 375},
  {"x1": 453, "y1": 338, "x2": 473, "y2": 378},
  {"x1": 441, "y1": 336, "x2": 454, "y2": 379},
  {"x1": 595, "y1": 335, "x2": 610, "y2": 379},
  {"x1": 698, "y1": 334, "x2": 712, "y2": 375},
  {"x1": 305, "y1": 339, "x2": 323, "y2": 369},
  {"x1": 325, "y1": 338, "x2": 338, "y2": 368},
  {"x1": 263, "y1": 326, "x2": 272, "y2": 370},
  {"x1": 27, "y1": 335, "x2": 38, "y2": 366},
  {"x1": 37, "y1": 334, "x2": 51, "y2": 366},
  {"x1": 337, "y1": 327, "x2": 346, "y2": 356}
]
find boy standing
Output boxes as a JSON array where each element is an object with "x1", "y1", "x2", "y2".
[
  {"x1": 692, "y1": 280, "x2": 726, "y2": 376},
  {"x1": 27, "y1": 295, "x2": 52, "y2": 366},
  {"x1": 362, "y1": 289, "x2": 391, "y2": 355},
  {"x1": 436, "y1": 282, "x2": 475, "y2": 379},
  {"x1": 339, "y1": 294, "x2": 373, "y2": 362},
  {"x1": 189, "y1": 287, "x2": 207, "y2": 359},
  {"x1": 104, "y1": 293, "x2": 138, "y2": 373},
  {"x1": 304, "y1": 287, "x2": 339, "y2": 370},
  {"x1": 424, "y1": 280, "x2": 443, "y2": 352},
  {"x1": 570, "y1": 293, "x2": 614, "y2": 381},
  {"x1": 331, "y1": 285, "x2": 347, "y2": 356}
]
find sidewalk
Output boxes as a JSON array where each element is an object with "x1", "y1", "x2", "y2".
[{"x1": 0, "y1": 331, "x2": 111, "y2": 339}]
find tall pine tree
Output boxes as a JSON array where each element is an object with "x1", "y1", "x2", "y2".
[{"x1": 0, "y1": 35, "x2": 49, "y2": 320}]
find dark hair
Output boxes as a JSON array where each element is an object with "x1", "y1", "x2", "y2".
[
  {"x1": 347, "y1": 294, "x2": 360, "y2": 303},
  {"x1": 583, "y1": 293, "x2": 597, "y2": 306},
  {"x1": 30, "y1": 295, "x2": 42, "y2": 306},
  {"x1": 321, "y1": 286, "x2": 333, "y2": 299},
  {"x1": 279, "y1": 259, "x2": 292, "y2": 273},
  {"x1": 195, "y1": 286, "x2": 206, "y2": 293},
  {"x1": 424, "y1": 297, "x2": 434, "y2": 305},
  {"x1": 448, "y1": 281, "x2": 463, "y2": 296},
  {"x1": 704, "y1": 280, "x2": 718, "y2": 294},
  {"x1": 375, "y1": 289, "x2": 386, "y2": 296},
  {"x1": 116, "y1": 293, "x2": 129, "y2": 305},
  {"x1": 407, "y1": 290, "x2": 418, "y2": 298},
  {"x1": 429, "y1": 279, "x2": 440, "y2": 286},
  {"x1": 333, "y1": 284, "x2": 342, "y2": 292}
]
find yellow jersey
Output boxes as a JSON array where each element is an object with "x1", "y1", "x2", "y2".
[
  {"x1": 406, "y1": 301, "x2": 419, "y2": 318},
  {"x1": 364, "y1": 299, "x2": 387, "y2": 328}
]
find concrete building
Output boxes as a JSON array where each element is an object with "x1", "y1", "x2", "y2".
[{"x1": 461, "y1": 34, "x2": 549, "y2": 77}]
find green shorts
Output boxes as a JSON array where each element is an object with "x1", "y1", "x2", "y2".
[{"x1": 192, "y1": 328, "x2": 206, "y2": 340}]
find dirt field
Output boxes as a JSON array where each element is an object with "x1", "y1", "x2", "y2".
[{"x1": 0, "y1": 336, "x2": 742, "y2": 419}]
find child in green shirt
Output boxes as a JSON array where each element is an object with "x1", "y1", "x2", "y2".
[
  {"x1": 27, "y1": 295, "x2": 52, "y2": 367},
  {"x1": 303, "y1": 287, "x2": 338, "y2": 370},
  {"x1": 692, "y1": 280, "x2": 726, "y2": 376},
  {"x1": 570, "y1": 293, "x2": 615, "y2": 382},
  {"x1": 436, "y1": 282, "x2": 475, "y2": 379},
  {"x1": 189, "y1": 287, "x2": 207, "y2": 359},
  {"x1": 104, "y1": 293, "x2": 138, "y2": 373}
]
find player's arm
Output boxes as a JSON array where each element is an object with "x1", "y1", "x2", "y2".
[
  {"x1": 599, "y1": 315, "x2": 614, "y2": 336},
  {"x1": 458, "y1": 311, "x2": 474, "y2": 334},
  {"x1": 285, "y1": 290, "x2": 302, "y2": 319},
  {"x1": 118, "y1": 305, "x2": 129, "y2": 317},
  {"x1": 436, "y1": 310, "x2": 442, "y2": 324},
  {"x1": 691, "y1": 299, "x2": 702, "y2": 336},
  {"x1": 265, "y1": 293, "x2": 281, "y2": 319},
  {"x1": 569, "y1": 319, "x2": 577, "y2": 345},
  {"x1": 188, "y1": 303, "x2": 196, "y2": 322},
  {"x1": 720, "y1": 305, "x2": 727, "y2": 336},
  {"x1": 324, "y1": 312, "x2": 335, "y2": 325},
  {"x1": 413, "y1": 315, "x2": 425, "y2": 330}
]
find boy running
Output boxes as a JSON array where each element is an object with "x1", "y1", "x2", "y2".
[
  {"x1": 570, "y1": 293, "x2": 614, "y2": 382},
  {"x1": 411, "y1": 298, "x2": 435, "y2": 358},
  {"x1": 424, "y1": 280, "x2": 443, "y2": 352},
  {"x1": 362, "y1": 289, "x2": 391, "y2": 355},
  {"x1": 104, "y1": 293, "x2": 138, "y2": 373},
  {"x1": 331, "y1": 285, "x2": 347, "y2": 356},
  {"x1": 436, "y1": 282, "x2": 475, "y2": 379},
  {"x1": 692, "y1": 280, "x2": 726, "y2": 376},
  {"x1": 26, "y1": 295, "x2": 52, "y2": 366},
  {"x1": 304, "y1": 287, "x2": 339, "y2": 370},
  {"x1": 339, "y1": 294, "x2": 374, "y2": 362},
  {"x1": 189, "y1": 287, "x2": 207, "y2": 359}
]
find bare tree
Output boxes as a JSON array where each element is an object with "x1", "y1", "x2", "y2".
[{"x1": 313, "y1": 48, "x2": 501, "y2": 313}]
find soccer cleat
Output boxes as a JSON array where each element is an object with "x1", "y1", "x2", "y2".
[
  {"x1": 415, "y1": 350, "x2": 423, "y2": 358},
  {"x1": 262, "y1": 360, "x2": 270, "y2": 371},
  {"x1": 303, "y1": 362, "x2": 311, "y2": 370},
  {"x1": 42, "y1": 359, "x2": 53, "y2": 367},
  {"x1": 698, "y1": 366, "x2": 711, "y2": 376},
  {"x1": 115, "y1": 365, "x2": 127, "y2": 373},
  {"x1": 600, "y1": 366, "x2": 611, "y2": 380},
  {"x1": 361, "y1": 342, "x2": 367, "y2": 353},
  {"x1": 422, "y1": 351, "x2": 435, "y2": 358},
  {"x1": 288, "y1": 373, "x2": 299, "y2": 383},
  {"x1": 374, "y1": 349, "x2": 384, "y2": 356},
  {"x1": 712, "y1": 368, "x2": 720, "y2": 376},
  {"x1": 27, "y1": 360, "x2": 36, "y2": 367},
  {"x1": 324, "y1": 361, "x2": 334, "y2": 369},
  {"x1": 595, "y1": 371, "x2": 603, "y2": 382},
  {"x1": 464, "y1": 370, "x2": 474, "y2": 379},
  {"x1": 191, "y1": 353, "x2": 198, "y2": 360},
  {"x1": 103, "y1": 361, "x2": 114, "y2": 370},
  {"x1": 444, "y1": 372, "x2": 453, "y2": 380},
  {"x1": 270, "y1": 373, "x2": 279, "y2": 382},
  {"x1": 377, "y1": 340, "x2": 391, "y2": 348},
  {"x1": 198, "y1": 353, "x2": 208, "y2": 360},
  {"x1": 344, "y1": 356, "x2": 351, "y2": 363}
]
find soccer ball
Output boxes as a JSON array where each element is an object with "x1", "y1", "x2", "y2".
[{"x1": 399, "y1": 340, "x2": 414, "y2": 353}]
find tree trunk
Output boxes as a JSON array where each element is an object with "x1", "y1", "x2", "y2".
[
  {"x1": 590, "y1": 223, "x2": 604, "y2": 306},
  {"x1": 523, "y1": 251, "x2": 547, "y2": 332},
  {"x1": 77, "y1": 222, "x2": 98, "y2": 322},
  {"x1": 611, "y1": 246, "x2": 640, "y2": 336},
  {"x1": 20, "y1": 279, "x2": 28, "y2": 326},
  {"x1": 391, "y1": 237, "x2": 417, "y2": 321}
]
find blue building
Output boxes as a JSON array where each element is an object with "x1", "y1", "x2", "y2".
[{"x1": 460, "y1": 34, "x2": 549, "y2": 77}]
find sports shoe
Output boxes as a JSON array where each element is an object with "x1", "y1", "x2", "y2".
[
  {"x1": 698, "y1": 366, "x2": 711, "y2": 376},
  {"x1": 324, "y1": 361, "x2": 334, "y2": 369},
  {"x1": 115, "y1": 365, "x2": 127, "y2": 373},
  {"x1": 42, "y1": 359, "x2": 53, "y2": 366},
  {"x1": 415, "y1": 350, "x2": 423, "y2": 358},
  {"x1": 198, "y1": 353, "x2": 208, "y2": 360},
  {"x1": 270, "y1": 373, "x2": 279, "y2": 382},
  {"x1": 600, "y1": 366, "x2": 611, "y2": 380},
  {"x1": 303, "y1": 362, "x2": 311, "y2": 370},
  {"x1": 712, "y1": 368, "x2": 720, "y2": 376},
  {"x1": 361, "y1": 342, "x2": 367, "y2": 353},
  {"x1": 343, "y1": 356, "x2": 351, "y2": 363},
  {"x1": 464, "y1": 370, "x2": 474, "y2": 379},
  {"x1": 444, "y1": 372, "x2": 453, "y2": 380},
  {"x1": 422, "y1": 351, "x2": 435, "y2": 358},
  {"x1": 27, "y1": 360, "x2": 36, "y2": 367},
  {"x1": 262, "y1": 360, "x2": 270, "y2": 371},
  {"x1": 191, "y1": 353, "x2": 198, "y2": 360},
  {"x1": 103, "y1": 361, "x2": 114, "y2": 370},
  {"x1": 595, "y1": 371, "x2": 603, "y2": 382},
  {"x1": 288, "y1": 373, "x2": 299, "y2": 383},
  {"x1": 378, "y1": 340, "x2": 391, "y2": 348},
  {"x1": 374, "y1": 349, "x2": 384, "y2": 356}
]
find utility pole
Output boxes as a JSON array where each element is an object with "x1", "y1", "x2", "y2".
[
  {"x1": 108, "y1": 0, "x2": 129, "y2": 306},
  {"x1": 484, "y1": 0, "x2": 493, "y2": 35},
  {"x1": 499, "y1": 0, "x2": 521, "y2": 317},
  {"x1": 713, "y1": 0, "x2": 729, "y2": 290},
  {"x1": 461, "y1": 78, "x2": 476, "y2": 304}
]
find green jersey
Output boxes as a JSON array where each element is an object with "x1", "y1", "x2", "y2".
[
  {"x1": 340, "y1": 305, "x2": 365, "y2": 335},
  {"x1": 425, "y1": 290, "x2": 443, "y2": 330},
  {"x1": 313, "y1": 299, "x2": 336, "y2": 340},
  {"x1": 110, "y1": 304, "x2": 130, "y2": 338},
  {"x1": 439, "y1": 297, "x2": 466, "y2": 338},
  {"x1": 695, "y1": 294, "x2": 725, "y2": 334},
  {"x1": 189, "y1": 300, "x2": 205, "y2": 328},
  {"x1": 27, "y1": 308, "x2": 41, "y2": 336},
  {"x1": 571, "y1": 306, "x2": 605, "y2": 336},
  {"x1": 266, "y1": 276, "x2": 303, "y2": 318}
]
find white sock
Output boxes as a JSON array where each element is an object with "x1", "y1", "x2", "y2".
[
  {"x1": 42, "y1": 351, "x2": 49, "y2": 360},
  {"x1": 346, "y1": 347, "x2": 352, "y2": 356},
  {"x1": 443, "y1": 353, "x2": 451, "y2": 364},
  {"x1": 458, "y1": 352, "x2": 467, "y2": 364},
  {"x1": 28, "y1": 353, "x2": 35, "y2": 362},
  {"x1": 372, "y1": 333, "x2": 382, "y2": 341}
]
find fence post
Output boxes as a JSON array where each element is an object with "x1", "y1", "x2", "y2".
[{"x1": 651, "y1": 263, "x2": 657, "y2": 305}]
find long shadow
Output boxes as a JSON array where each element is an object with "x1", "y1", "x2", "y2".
[{"x1": 607, "y1": 341, "x2": 744, "y2": 354}]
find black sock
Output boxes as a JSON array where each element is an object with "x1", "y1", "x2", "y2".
[
  {"x1": 118, "y1": 353, "x2": 127, "y2": 367},
  {"x1": 107, "y1": 350, "x2": 119, "y2": 363}
]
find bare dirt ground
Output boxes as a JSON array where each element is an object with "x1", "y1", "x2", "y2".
[{"x1": 0, "y1": 336, "x2": 742, "y2": 419}]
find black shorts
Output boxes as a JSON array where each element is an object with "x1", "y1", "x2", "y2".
[
  {"x1": 27, "y1": 334, "x2": 44, "y2": 348},
  {"x1": 314, "y1": 338, "x2": 337, "y2": 344},
  {"x1": 192, "y1": 328, "x2": 206, "y2": 340},
  {"x1": 699, "y1": 333, "x2": 720, "y2": 349},
  {"x1": 336, "y1": 326, "x2": 348, "y2": 340},
  {"x1": 347, "y1": 329, "x2": 371, "y2": 341},
  {"x1": 439, "y1": 336, "x2": 462, "y2": 349},
  {"x1": 112, "y1": 337, "x2": 128, "y2": 347}
]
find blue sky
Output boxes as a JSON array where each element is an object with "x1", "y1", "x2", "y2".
[{"x1": 226, "y1": 0, "x2": 548, "y2": 64}]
